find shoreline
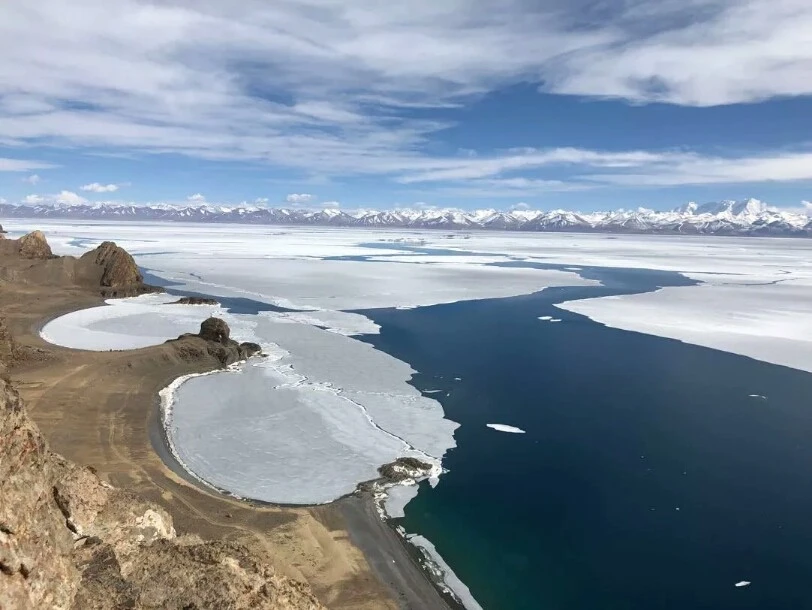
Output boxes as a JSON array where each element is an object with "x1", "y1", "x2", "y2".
[
  {"x1": 11, "y1": 274, "x2": 456, "y2": 610},
  {"x1": 147, "y1": 330, "x2": 460, "y2": 609}
]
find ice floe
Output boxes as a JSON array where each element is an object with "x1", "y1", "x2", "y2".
[
  {"x1": 558, "y1": 279, "x2": 812, "y2": 374},
  {"x1": 164, "y1": 314, "x2": 457, "y2": 504},
  {"x1": 735, "y1": 581, "x2": 751, "y2": 588},
  {"x1": 486, "y1": 424, "x2": 526, "y2": 434}
]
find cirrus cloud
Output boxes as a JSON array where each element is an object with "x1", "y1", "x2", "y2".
[{"x1": 0, "y1": 0, "x2": 811, "y2": 197}]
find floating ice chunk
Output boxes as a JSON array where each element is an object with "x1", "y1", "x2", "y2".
[
  {"x1": 538, "y1": 315, "x2": 553, "y2": 321},
  {"x1": 735, "y1": 581, "x2": 751, "y2": 588},
  {"x1": 748, "y1": 394, "x2": 767, "y2": 399},
  {"x1": 383, "y1": 485, "x2": 420, "y2": 519},
  {"x1": 487, "y1": 424, "x2": 526, "y2": 434}
]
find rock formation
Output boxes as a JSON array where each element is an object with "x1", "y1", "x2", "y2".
[
  {"x1": 378, "y1": 457, "x2": 434, "y2": 483},
  {"x1": 0, "y1": 317, "x2": 17, "y2": 375},
  {"x1": 0, "y1": 233, "x2": 159, "y2": 298},
  {"x1": 0, "y1": 376, "x2": 323, "y2": 610},
  {"x1": 199, "y1": 317, "x2": 231, "y2": 343},
  {"x1": 169, "y1": 296, "x2": 219, "y2": 306},
  {"x1": 77, "y1": 241, "x2": 157, "y2": 297},
  {"x1": 16, "y1": 230, "x2": 53, "y2": 259},
  {"x1": 168, "y1": 317, "x2": 261, "y2": 367}
]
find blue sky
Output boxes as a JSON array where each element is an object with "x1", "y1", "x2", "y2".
[{"x1": 1, "y1": 0, "x2": 811, "y2": 212}]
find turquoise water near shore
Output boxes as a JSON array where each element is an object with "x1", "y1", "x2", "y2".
[{"x1": 358, "y1": 265, "x2": 812, "y2": 610}]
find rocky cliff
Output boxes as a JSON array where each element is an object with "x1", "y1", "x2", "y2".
[
  {"x1": 0, "y1": 232, "x2": 159, "y2": 298},
  {"x1": 78, "y1": 241, "x2": 155, "y2": 297},
  {"x1": 0, "y1": 347, "x2": 322, "y2": 610},
  {"x1": 0, "y1": 231, "x2": 324, "y2": 609}
]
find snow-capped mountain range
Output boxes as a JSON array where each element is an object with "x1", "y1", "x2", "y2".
[{"x1": 1, "y1": 198, "x2": 810, "y2": 237}]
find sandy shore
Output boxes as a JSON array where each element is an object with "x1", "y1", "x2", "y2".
[{"x1": 1, "y1": 253, "x2": 451, "y2": 609}]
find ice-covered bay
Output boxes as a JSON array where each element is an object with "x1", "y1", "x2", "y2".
[
  {"x1": 164, "y1": 316, "x2": 458, "y2": 504},
  {"x1": 40, "y1": 294, "x2": 231, "y2": 350}
]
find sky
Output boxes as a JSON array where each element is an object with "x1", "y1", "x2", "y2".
[{"x1": 1, "y1": 0, "x2": 811, "y2": 212}]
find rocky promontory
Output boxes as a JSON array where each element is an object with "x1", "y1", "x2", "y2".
[
  {"x1": 0, "y1": 230, "x2": 323, "y2": 609},
  {"x1": 0, "y1": 232, "x2": 159, "y2": 298},
  {"x1": 0, "y1": 377, "x2": 323, "y2": 610},
  {"x1": 169, "y1": 317, "x2": 262, "y2": 367}
]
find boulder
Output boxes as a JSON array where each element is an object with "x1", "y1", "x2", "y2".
[
  {"x1": 198, "y1": 318, "x2": 230, "y2": 344},
  {"x1": 17, "y1": 230, "x2": 52, "y2": 259},
  {"x1": 80, "y1": 241, "x2": 142, "y2": 288}
]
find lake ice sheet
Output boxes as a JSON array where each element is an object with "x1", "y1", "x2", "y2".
[{"x1": 30, "y1": 220, "x2": 812, "y2": 506}]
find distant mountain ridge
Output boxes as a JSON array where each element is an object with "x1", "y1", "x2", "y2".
[{"x1": 1, "y1": 198, "x2": 810, "y2": 237}]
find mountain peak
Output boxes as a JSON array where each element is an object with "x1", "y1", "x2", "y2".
[{"x1": 0, "y1": 199, "x2": 808, "y2": 237}]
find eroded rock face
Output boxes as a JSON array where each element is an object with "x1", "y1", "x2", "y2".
[
  {"x1": 0, "y1": 377, "x2": 323, "y2": 610},
  {"x1": 17, "y1": 230, "x2": 53, "y2": 259},
  {"x1": 78, "y1": 241, "x2": 147, "y2": 296},
  {"x1": 199, "y1": 318, "x2": 230, "y2": 343}
]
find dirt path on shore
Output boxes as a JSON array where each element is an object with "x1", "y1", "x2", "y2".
[{"x1": 1, "y1": 249, "x2": 451, "y2": 610}]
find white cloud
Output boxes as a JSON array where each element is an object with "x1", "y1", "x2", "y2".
[
  {"x1": 187, "y1": 193, "x2": 206, "y2": 202},
  {"x1": 511, "y1": 202, "x2": 530, "y2": 210},
  {"x1": 322, "y1": 200, "x2": 340, "y2": 208},
  {"x1": 22, "y1": 194, "x2": 44, "y2": 204},
  {"x1": 22, "y1": 174, "x2": 40, "y2": 185},
  {"x1": 54, "y1": 190, "x2": 87, "y2": 205},
  {"x1": 254, "y1": 197, "x2": 269, "y2": 204},
  {"x1": 81, "y1": 182, "x2": 119, "y2": 193},
  {"x1": 286, "y1": 193, "x2": 314, "y2": 204},
  {"x1": 0, "y1": 0, "x2": 811, "y2": 193},
  {"x1": 0, "y1": 158, "x2": 55, "y2": 172},
  {"x1": 0, "y1": 197, "x2": 7, "y2": 204}
]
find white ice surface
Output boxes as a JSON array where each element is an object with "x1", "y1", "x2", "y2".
[
  {"x1": 558, "y1": 279, "x2": 812, "y2": 373},
  {"x1": 735, "y1": 581, "x2": 751, "y2": 588},
  {"x1": 486, "y1": 424, "x2": 526, "y2": 434},
  {"x1": 166, "y1": 316, "x2": 456, "y2": 504},
  {"x1": 383, "y1": 485, "x2": 420, "y2": 519},
  {"x1": 8, "y1": 221, "x2": 596, "y2": 320},
  {"x1": 40, "y1": 294, "x2": 231, "y2": 350}
]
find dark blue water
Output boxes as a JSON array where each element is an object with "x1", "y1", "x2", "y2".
[{"x1": 356, "y1": 264, "x2": 812, "y2": 610}]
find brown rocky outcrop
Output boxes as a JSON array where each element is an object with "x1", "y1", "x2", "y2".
[
  {"x1": 170, "y1": 297, "x2": 219, "y2": 306},
  {"x1": 378, "y1": 457, "x2": 434, "y2": 483},
  {"x1": 0, "y1": 233, "x2": 159, "y2": 298},
  {"x1": 17, "y1": 230, "x2": 53, "y2": 259},
  {"x1": 77, "y1": 241, "x2": 158, "y2": 298},
  {"x1": 171, "y1": 318, "x2": 261, "y2": 367},
  {"x1": 0, "y1": 378, "x2": 323, "y2": 610}
]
